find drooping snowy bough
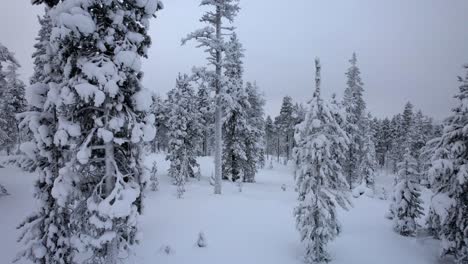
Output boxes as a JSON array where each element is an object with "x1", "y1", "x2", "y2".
[{"x1": 16, "y1": 1, "x2": 162, "y2": 263}]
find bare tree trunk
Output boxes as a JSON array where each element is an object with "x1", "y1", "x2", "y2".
[{"x1": 213, "y1": 5, "x2": 222, "y2": 195}]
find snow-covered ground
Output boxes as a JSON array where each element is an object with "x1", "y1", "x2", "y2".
[{"x1": 0, "y1": 154, "x2": 445, "y2": 264}]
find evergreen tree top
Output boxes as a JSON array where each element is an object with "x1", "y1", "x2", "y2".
[
  {"x1": 0, "y1": 43, "x2": 19, "y2": 67},
  {"x1": 314, "y1": 58, "x2": 321, "y2": 98},
  {"x1": 224, "y1": 33, "x2": 244, "y2": 80},
  {"x1": 200, "y1": 0, "x2": 240, "y2": 22}
]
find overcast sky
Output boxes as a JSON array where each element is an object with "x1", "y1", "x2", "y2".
[{"x1": 1, "y1": 0, "x2": 467, "y2": 120}]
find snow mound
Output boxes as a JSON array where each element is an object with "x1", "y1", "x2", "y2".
[{"x1": 352, "y1": 181, "x2": 374, "y2": 198}]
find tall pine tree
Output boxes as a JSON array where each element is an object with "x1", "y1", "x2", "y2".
[
  {"x1": 183, "y1": 0, "x2": 240, "y2": 194},
  {"x1": 342, "y1": 52, "x2": 366, "y2": 188},
  {"x1": 294, "y1": 59, "x2": 349, "y2": 263}
]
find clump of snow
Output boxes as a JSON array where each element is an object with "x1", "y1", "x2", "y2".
[
  {"x1": 95, "y1": 181, "x2": 140, "y2": 219},
  {"x1": 109, "y1": 116, "x2": 125, "y2": 131},
  {"x1": 135, "y1": 0, "x2": 161, "y2": 14},
  {"x1": 104, "y1": 80, "x2": 119, "y2": 97},
  {"x1": 25, "y1": 83, "x2": 48, "y2": 108},
  {"x1": 74, "y1": 83, "x2": 105, "y2": 107},
  {"x1": 430, "y1": 193, "x2": 455, "y2": 223},
  {"x1": 54, "y1": 119, "x2": 81, "y2": 146},
  {"x1": 127, "y1": 32, "x2": 145, "y2": 44},
  {"x1": 77, "y1": 147, "x2": 91, "y2": 164},
  {"x1": 97, "y1": 128, "x2": 113, "y2": 143},
  {"x1": 19, "y1": 142, "x2": 37, "y2": 160},
  {"x1": 130, "y1": 115, "x2": 156, "y2": 143},
  {"x1": 114, "y1": 50, "x2": 141, "y2": 71},
  {"x1": 32, "y1": 244, "x2": 47, "y2": 259},
  {"x1": 352, "y1": 181, "x2": 374, "y2": 198},
  {"x1": 133, "y1": 89, "x2": 153, "y2": 112},
  {"x1": 58, "y1": 13, "x2": 95, "y2": 35},
  {"x1": 51, "y1": 166, "x2": 77, "y2": 207}
]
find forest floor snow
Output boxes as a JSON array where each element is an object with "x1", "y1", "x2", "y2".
[{"x1": 0, "y1": 154, "x2": 446, "y2": 264}]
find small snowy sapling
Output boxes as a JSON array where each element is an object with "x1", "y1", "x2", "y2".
[{"x1": 197, "y1": 232, "x2": 207, "y2": 248}]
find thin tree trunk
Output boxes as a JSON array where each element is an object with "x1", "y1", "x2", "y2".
[
  {"x1": 104, "y1": 141, "x2": 118, "y2": 264},
  {"x1": 104, "y1": 103, "x2": 118, "y2": 263},
  {"x1": 277, "y1": 136, "x2": 280, "y2": 162},
  {"x1": 213, "y1": 5, "x2": 222, "y2": 195},
  {"x1": 203, "y1": 130, "x2": 209, "y2": 156}
]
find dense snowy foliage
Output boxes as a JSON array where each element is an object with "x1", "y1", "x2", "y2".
[
  {"x1": 0, "y1": 43, "x2": 26, "y2": 154},
  {"x1": 389, "y1": 149, "x2": 424, "y2": 236},
  {"x1": 427, "y1": 65, "x2": 468, "y2": 263},
  {"x1": 166, "y1": 74, "x2": 203, "y2": 197},
  {"x1": 342, "y1": 53, "x2": 367, "y2": 189},
  {"x1": 15, "y1": 1, "x2": 162, "y2": 263},
  {"x1": 14, "y1": 7, "x2": 72, "y2": 263},
  {"x1": 244, "y1": 82, "x2": 266, "y2": 181},
  {"x1": 358, "y1": 114, "x2": 378, "y2": 191}
]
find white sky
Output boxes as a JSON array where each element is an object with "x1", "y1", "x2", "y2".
[{"x1": 1, "y1": 0, "x2": 467, "y2": 120}]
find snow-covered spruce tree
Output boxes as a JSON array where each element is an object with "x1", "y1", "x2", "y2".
[
  {"x1": 392, "y1": 102, "x2": 415, "y2": 162},
  {"x1": 244, "y1": 81, "x2": 265, "y2": 182},
  {"x1": 374, "y1": 117, "x2": 392, "y2": 167},
  {"x1": 182, "y1": 0, "x2": 240, "y2": 194},
  {"x1": 22, "y1": 1, "x2": 163, "y2": 263},
  {"x1": 276, "y1": 96, "x2": 296, "y2": 161},
  {"x1": 407, "y1": 110, "x2": 433, "y2": 181},
  {"x1": 221, "y1": 32, "x2": 249, "y2": 182},
  {"x1": 388, "y1": 114, "x2": 404, "y2": 172},
  {"x1": 166, "y1": 74, "x2": 203, "y2": 197},
  {"x1": 264, "y1": 115, "x2": 276, "y2": 158},
  {"x1": 342, "y1": 52, "x2": 367, "y2": 188},
  {"x1": 196, "y1": 80, "x2": 214, "y2": 156},
  {"x1": 390, "y1": 148, "x2": 424, "y2": 236},
  {"x1": 358, "y1": 113, "x2": 378, "y2": 190},
  {"x1": 15, "y1": 6, "x2": 74, "y2": 264},
  {"x1": 149, "y1": 161, "x2": 158, "y2": 192},
  {"x1": 0, "y1": 43, "x2": 26, "y2": 154},
  {"x1": 294, "y1": 59, "x2": 350, "y2": 264},
  {"x1": 152, "y1": 94, "x2": 170, "y2": 152},
  {"x1": 427, "y1": 65, "x2": 468, "y2": 263}
]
